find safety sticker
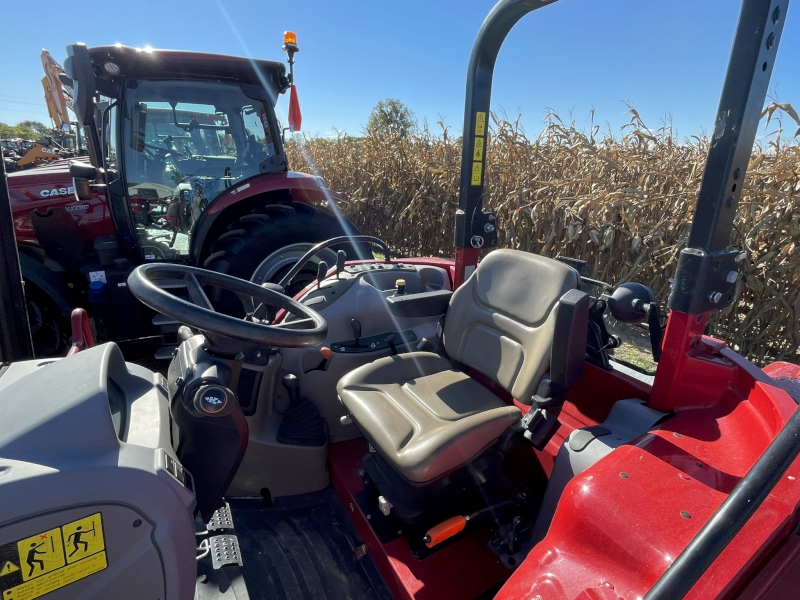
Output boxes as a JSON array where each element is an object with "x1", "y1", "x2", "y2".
[
  {"x1": 471, "y1": 161, "x2": 483, "y2": 186},
  {"x1": 473, "y1": 136, "x2": 485, "y2": 161},
  {"x1": 0, "y1": 513, "x2": 106, "y2": 600},
  {"x1": 475, "y1": 111, "x2": 486, "y2": 136}
]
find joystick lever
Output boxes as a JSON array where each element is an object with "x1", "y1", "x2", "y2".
[
  {"x1": 351, "y1": 319, "x2": 362, "y2": 347},
  {"x1": 282, "y1": 373, "x2": 300, "y2": 406},
  {"x1": 316, "y1": 261, "x2": 329, "y2": 289},
  {"x1": 336, "y1": 250, "x2": 347, "y2": 278}
]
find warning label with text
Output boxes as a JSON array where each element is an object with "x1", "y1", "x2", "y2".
[{"x1": 0, "y1": 513, "x2": 106, "y2": 600}]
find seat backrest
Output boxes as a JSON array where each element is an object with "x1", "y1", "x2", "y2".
[{"x1": 443, "y1": 249, "x2": 580, "y2": 404}]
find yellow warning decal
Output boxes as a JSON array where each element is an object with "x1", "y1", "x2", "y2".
[
  {"x1": 0, "y1": 513, "x2": 106, "y2": 600},
  {"x1": 475, "y1": 111, "x2": 486, "y2": 136},
  {"x1": 473, "y1": 136, "x2": 484, "y2": 161},
  {"x1": 471, "y1": 162, "x2": 483, "y2": 186},
  {"x1": 3, "y1": 553, "x2": 106, "y2": 600}
]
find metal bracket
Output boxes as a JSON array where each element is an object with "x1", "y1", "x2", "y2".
[
  {"x1": 455, "y1": 209, "x2": 498, "y2": 250},
  {"x1": 668, "y1": 248, "x2": 741, "y2": 314}
]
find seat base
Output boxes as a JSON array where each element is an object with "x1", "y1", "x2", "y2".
[{"x1": 362, "y1": 449, "x2": 504, "y2": 524}]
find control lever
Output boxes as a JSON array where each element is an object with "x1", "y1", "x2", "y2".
[
  {"x1": 336, "y1": 250, "x2": 347, "y2": 279},
  {"x1": 351, "y1": 319, "x2": 362, "y2": 347},
  {"x1": 385, "y1": 333, "x2": 398, "y2": 355},
  {"x1": 282, "y1": 374, "x2": 300, "y2": 406},
  {"x1": 316, "y1": 261, "x2": 329, "y2": 289}
]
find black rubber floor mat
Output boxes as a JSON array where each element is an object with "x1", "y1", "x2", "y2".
[{"x1": 229, "y1": 489, "x2": 392, "y2": 600}]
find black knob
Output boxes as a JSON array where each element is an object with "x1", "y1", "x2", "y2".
[
  {"x1": 351, "y1": 319, "x2": 362, "y2": 347},
  {"x1": 192, "y1": 385, "x2": 230, "y2": 416},
  {"x1": 282, "y1": 373, "x2": 300, "y2": 405}
]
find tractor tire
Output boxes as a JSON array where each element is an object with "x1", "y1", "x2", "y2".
[
  {"x1": 203, "y1": 202, "x2": 356, "y2": 314},
  {"x1": 25, "y1": 286, "x2": 68, "y2": 357}
]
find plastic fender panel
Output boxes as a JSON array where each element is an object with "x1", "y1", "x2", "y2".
[
  {"x1": 0, "y1": 344, "x2": 197, "y2": 600},
  {"x1": 0, "y1": 506, "x2": 163, "y2": 600}
]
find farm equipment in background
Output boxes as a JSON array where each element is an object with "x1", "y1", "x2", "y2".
[
  {"x1": 1, "y1": 1, "x2": 799, "y2": 600},
  {"x1": 5, "y1": 33, "x2": 360, "y2": 357}
]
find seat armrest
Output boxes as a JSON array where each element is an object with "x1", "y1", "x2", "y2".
[
  {"x1": 387, "y1": 290, "x2": 453, "y2": 318},
  {"x1": 549, "y1": 288, "x2": 590, "y2": 393}
]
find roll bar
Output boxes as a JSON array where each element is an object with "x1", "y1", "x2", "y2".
[{"x1": 454, "y1": 0, "x2": 555, "y2": 286}]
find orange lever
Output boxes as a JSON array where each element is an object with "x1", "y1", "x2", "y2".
[
  {"x1": 320, "y1": 347, "x2": 333, "y2": 360},
  {"x1": 423, "y1": 515, "x2": 467, "y2": 548}
]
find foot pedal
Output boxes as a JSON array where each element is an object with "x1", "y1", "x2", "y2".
[
  {"x1": 206, "y1": 502, "x2": 234, "y2": 532},
  {"x1": 209, "y1": 534, "x2": 243, "y2": 569}
]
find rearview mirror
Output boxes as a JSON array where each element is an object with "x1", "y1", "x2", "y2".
[
  {"x1": 64, "y1": 43, "x2": 96, "y2": 127},
  {"x1": 70, "y1": 162, "x2": 97, "y2": 201}
]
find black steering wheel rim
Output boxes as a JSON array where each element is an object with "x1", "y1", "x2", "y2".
[{"x1": 128, "y1": 264, "x2": 327, "y2": 348}]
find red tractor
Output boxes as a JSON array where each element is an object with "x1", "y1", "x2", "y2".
[
  {"x1": 6, "y1": 35, "x2": 358, "y2": 356},
  {"x1": 0, "y1": 1, "x2": 798, "y2": 600}
]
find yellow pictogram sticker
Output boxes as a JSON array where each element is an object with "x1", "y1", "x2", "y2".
[
  {"x1": 62, "y1": 514, "x2": 104, "y2": 564},
  {"x1": 475, "y1": 111, "x2": 486, "y2": 136},
  {"x1": 0, "y1": 563, "x2": 19, "y2": 578},
  {"x1": 16, "y1": 529, "x2": 64, "y2": 581},
  {"x1": 473, "y1": 136, "x2": 484, "y2": 161},
  {"x1": 0, "y1": 513, "x2": 106, "y2": 600},
  {"x1": 471, "y1": 161, "x2": 483, "y2": 186}
]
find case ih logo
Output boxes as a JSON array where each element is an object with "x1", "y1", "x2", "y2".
[{"x1": 39, "y1": 187, "x2": 74, "y2": 198}]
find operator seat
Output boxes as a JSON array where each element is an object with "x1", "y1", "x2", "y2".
[{"x1": 337, "y1": 249, "x2": 589, "y2": 521}]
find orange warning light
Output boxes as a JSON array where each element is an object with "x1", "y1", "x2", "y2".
[{"x1": 284, "y1": 31, "x2": 297, "y2": 46}]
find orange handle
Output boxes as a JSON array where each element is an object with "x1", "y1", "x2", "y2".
[{"x1": 423, "y1": 515, "x2": 467, "y2": 548}]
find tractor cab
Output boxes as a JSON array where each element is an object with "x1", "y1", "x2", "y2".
[
  {"x1": 2, "y1": 1, "x2": 800, "y2": 600},
  {"x1": 66, "y1": 44, "x2": 291, "y2": 262}
]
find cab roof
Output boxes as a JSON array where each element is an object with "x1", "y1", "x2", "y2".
[{"x1": 87, "y1": 45, "x2": 289, "y2": 97}]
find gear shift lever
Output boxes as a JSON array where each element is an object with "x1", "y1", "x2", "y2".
[
  {"x1": 316, "y1": 261, "x2": 328, "y2": 289},
  {"x1": 351, "y1": 319, "x2": 362, "y2": 347},
  {"x1": 336, "y1": 250, "x2": 347, "y2": 279},
  {"x1": 282, "y1": 373, "x2": 300, "y2": 406}
]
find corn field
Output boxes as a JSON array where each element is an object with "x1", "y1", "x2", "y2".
[{"x1": 286, "y1": 107, "x2": 800, "y2": 366}]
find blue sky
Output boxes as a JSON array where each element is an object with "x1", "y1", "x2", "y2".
[{"x1": 1, "y1": 0, "x2": 798, "y2": 141}]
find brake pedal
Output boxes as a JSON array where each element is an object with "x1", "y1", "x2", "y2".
[
  {"x1": 206, "y1": 502, "x2": 234, "y2": 532},
  {"x1": 209, "y1": 534, "x2": 243, "y2": 569}
]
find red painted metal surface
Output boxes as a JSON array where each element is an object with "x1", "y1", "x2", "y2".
[
  {"x1": 7, "y1": 158, "x2": 114, "y2": 246},
  {"x1": 66, "y1": 308, "x2": 95, "y2": 356},
  {"x1": 496, "y1": 337, "x2": 800, "y2": 600},
  {"x1": 205, "y1": 171, "x2": 347, "y2": 216},
  {"x1": 329, "y1": 439, "x2": 512, "y2": 600},
  {"x1": 454, "y1": 247, "x2": 480, "y2": 288}
]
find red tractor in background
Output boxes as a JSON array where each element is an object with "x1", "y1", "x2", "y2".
[{"x1": 5, "y1": 34, "x2": 359, "y2": 356}]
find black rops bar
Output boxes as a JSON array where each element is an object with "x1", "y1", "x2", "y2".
[
  {"x1": 644, "y1": 401, "x2": 800, "y2": 600},
  {"x1": 455, "y1": 0, "x2": 556, "y2": 252},
  {"x1": 0, "y1": 155, "x2": 34, "y2": 362},
  {"x1": 668, "y1": 0, "x2": 787, "y2": 315}
]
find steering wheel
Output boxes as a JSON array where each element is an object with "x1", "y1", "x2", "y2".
[{"x1": 127, "y1": 264, "x2": 327, "y2": 350}]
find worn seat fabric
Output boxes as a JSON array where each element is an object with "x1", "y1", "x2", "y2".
[{"x1": 337, "y1": 249, "x2": 581, "y2": 485}]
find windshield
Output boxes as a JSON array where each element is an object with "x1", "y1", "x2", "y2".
[{"x1": 121, "y1": 79, "x2": 281, "y2": 259}]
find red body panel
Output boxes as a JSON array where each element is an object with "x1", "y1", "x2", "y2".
[
  {"x1": 496, "y1": 319, "x2": 800, "y2": 600},
  {"x1": 7, "y1": 158, "x2": 114, "y2": 246},
  {"x1": 6, "y1": 161, "x2": 342, "y2": 253},
  {"x1": 205, "y1": 170, "x2": 346, "y2": 216}
]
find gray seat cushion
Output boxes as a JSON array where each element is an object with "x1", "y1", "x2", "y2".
[{"x1": 338, "y1": 352, "x2": 521, "y2": 483}]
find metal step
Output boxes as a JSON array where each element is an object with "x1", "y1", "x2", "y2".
[{"x1": 209, "y1": 534, "x2": 243, "y2": 569}]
